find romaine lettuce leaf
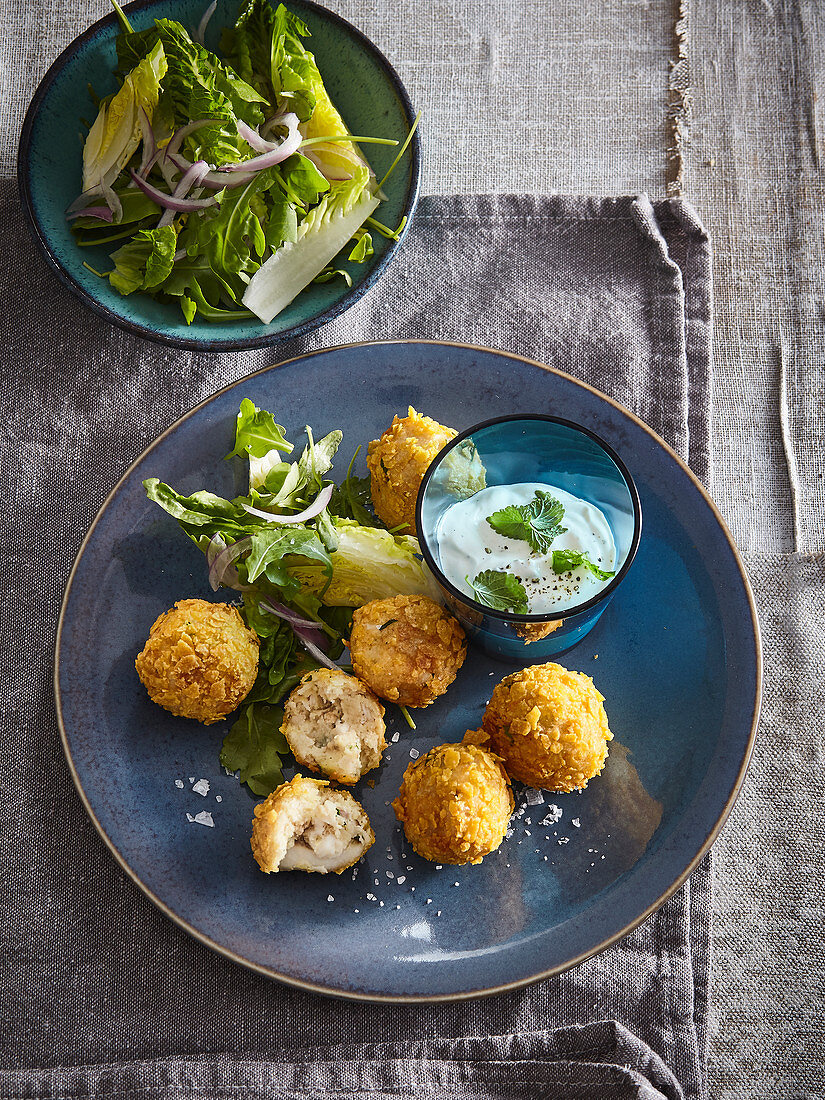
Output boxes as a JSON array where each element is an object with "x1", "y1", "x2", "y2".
[
  {"x1": 82, "y1": 40, "x2": 167, "y2": 194},
  {"x1": 289, "y1": 520, "x2": 441, "y2": 606},
  {"x1": 242, "y1": 167, "x2": 378, "y2": 322},
  {"x1": 152, "y1": 18, "x2": 266, "y2": 164}
]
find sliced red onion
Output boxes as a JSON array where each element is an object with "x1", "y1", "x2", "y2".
[
  {"x1": 218, "y1": 113, "x2": 300, "y2": 172},
  {"x1": 196, "y1": 0, "x2": 218, "y2": 43},
  {"x1": 241, "y1": 484, "x2": 334, "y2": 525},
  {"x1": 158, "y1": 160, "x2": 210, "y2": 226},
  {"x1": 257, "y1": 597, "x2": 335, "y2": 665},
  {"x1": 258, "y1": 597, "x2": 326, "y2": 631},
  {"x1": 206, "y1": 533, "x2": 226, "y2": 569},
  {"x1": 164, "y1": 119, "x2": 217, "y2": 160},
  {"x1": 293, "y1": 626, "x2": 338, "y2": 669},
  {"x1": 208, "y1": 536, "x2": 251, "y2": 592},
  {"x1": 236, "y1": 119, "x2": 274, "y2": 153},
  {"x1": 66, "y1": 205, "x2": 114, "y2": 223},
  {"x1": 165, "y1": 150, "x2": 256, "y2": 190},
  {"x1": 101, "y1": 179, "x2": 123, "y2": 223},
  {"x1": 129, "y1": 169, "x2": 217, "y2": 212},
  {"x1": 66, "y1": 188, "x2": 102, "y2": 215}
]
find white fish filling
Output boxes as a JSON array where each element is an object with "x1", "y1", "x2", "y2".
[
  {"x1": 283, "y1": 670, "x2": 385, "y2": 784},
  {"x1": 253, "y1": 777, "x2": 374, "y2": 875}
]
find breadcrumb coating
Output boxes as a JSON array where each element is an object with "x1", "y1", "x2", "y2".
[
  {"x1": 514, "y1": 619, "x2": 563, "y2": 642},
  {"x1": 251, "y1": 776, "x2": 374, "y2": 874},
  {"x1": 349, "y1": 593, "x2": 467, "y2": 707},
  {"x1": 482, "y1": 662, "x2": 612, "y2": 792},
  {"x1": 392, "y1": 739, "x2": 513, "y2": 864},
  {"x1": 135, "y1": 599, "x2": 259, "y2": 725},
  {"x1": 366, "y1": 407, "x2": 456, "y2": 533}
]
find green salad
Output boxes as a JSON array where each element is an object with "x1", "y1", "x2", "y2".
[
  {"x1": 145, "y1": 399, "x2": 439, "y2": 794},
  {"x1": 69, "y1": 0, "x2": 417, "y2": 325}
]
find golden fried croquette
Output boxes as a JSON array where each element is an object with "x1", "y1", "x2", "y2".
[
  {"x1": 514, "y1": 619, "x2": 564, "y2": 643},
  {"x1": 251, "y1": 776, "x2": 374, "y2": 874},
  {"x1": 135, "y1": 599, "x2": 259, "y2": 724},
  {"x1": 366, "y1": 407, "x2": 456, "y2": 533},
  {"x1": 481, "y1": 662, "x2": 612, "y2": 792},
  {"x1": 348, "y1": 593, "x2": 466, "y2": 707},
  {"x1": 281, "y1": 668, "x2": 386, "y2": 785},
  {"x1": 392, "y1": 739, "x2": 513, "y2": 865}
]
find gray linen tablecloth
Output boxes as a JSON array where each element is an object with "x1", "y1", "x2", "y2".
[
  {"x1": 3, "y1": 0, "x2": 825, "y2": 1094},
  {"x1": 0, "y1": 187, "x2": 713, "y2": 1099}
]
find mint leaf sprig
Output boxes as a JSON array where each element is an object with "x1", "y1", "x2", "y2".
[
  {"x1": 467, "y1": 569, "x2": 529, "y2": 613},
  {"x1": 486, "y1": 490, "x2": 566, "y2": 554},
  {"x1": 551, "y1": 548, "x2": 615, "y2": 582}
]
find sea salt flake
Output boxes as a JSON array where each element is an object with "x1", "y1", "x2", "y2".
[
  {"x1": 215, "y1": 795, "x2": 222, "y2": 803},
  {"x1": 541, "y1": 805, "x2": 563, "y2": 826},
  {"x1": 409, "y1": 748, "x2": 420, "y2": 759},
  {"x1": 189, "y1": 811, "x2": 214, "y2": 828},
  {"x1": 192, "y1": 779, "x2": 210, "y2": 796},
  {"x1": 327, "y1": 895, "x2": 334, "y2": 902},
  {"x1": 435, "y1": 865, "x2": 442, "y2": 870},
  {"x1": 525, "y1": 788, "x2": 544, "y2": 806},
  {"x1": 386, "y1": 871, "x2": 394, "y2": 879},
  {"x1": 379, "y1": 901, "x2": 384, "y2": 907},
  {"x1": 557, "y1": 837, "x2": 569, "y2": 845},
  {"x1": 572, "y1": 818, "x2": 581, "y2": 828},
  {"x1": 396, "y1": 876, "x2": 406, "y2": 885},
  {"x1": 367, "y1": 893, "x2": 377, "y2": 901},
  {"x1": 391, "y1": 731, "x2": 400, "y2": 742},
  {"x1": 188, "y1": 777, "x2": 195, "y2": 783},
  {"x1": 175, "y1": 780, "x2": 184, "y2": 789}
]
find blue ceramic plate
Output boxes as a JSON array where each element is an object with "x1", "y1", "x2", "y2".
[
  {"x1": 55, "y1": 342, "x2": 761, "y2": 1001},
  {"x1": 18, "y1": 0, "x2": 420, "y2": 351}
]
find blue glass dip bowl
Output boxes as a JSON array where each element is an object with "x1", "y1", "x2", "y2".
[{"x1": 416, "y1": 414, "x2": 642, "y2": 660}]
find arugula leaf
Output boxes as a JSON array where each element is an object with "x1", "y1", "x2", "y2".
[
  {"x1": 225, "y1": 397, "x2": 293, "y2": 460},
  {"x1": 109, "y1": 225, "x2": 177, "y2": 295},
  {"x1": 313, "y1": 267, "x2": 352, "y2": 287},
  {"x1": 467, "y1": 569, "x2": 529, "y2": 613},
  {"x1": 220, "y1": 703, "x2": 290, "y2": 795},
  {"x1": 486, "y1": 490, "x2": 567, "y2": 554},
  {"x1": 327, "y1": 447, "x2": 378, "y2": 527},
  {"x1": 296, "y1": 427, "x2": 342, "y2": 493},
  {"x1": 348, "y1": 232, "x2": 373, "y2": 263},
  {"x1": 244, "y1": 526, "x2": 332, "y2": 588},
  {"x1": 143, "y1": 478, "x2": 253, "y2": 541},
  {"x1": 551, "y1": 548, "x2": 616, "y2": 581}
]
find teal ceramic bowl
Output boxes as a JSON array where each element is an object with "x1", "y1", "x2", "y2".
[{"x1": 17, "y1": 0, "x2": 420, "y2": 351}]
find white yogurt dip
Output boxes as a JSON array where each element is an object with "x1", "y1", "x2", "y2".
[{"x1": 435, "y1": 482, "x2": 616, "y2": 613}]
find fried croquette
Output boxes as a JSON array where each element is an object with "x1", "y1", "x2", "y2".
[
  {"x1": 348, "y1": 593, "x2": 466, "y2": 707},
  {"x1": 281, "y1": 668, "x2": 386, "y2": 785},
  {"x1": 514, "y1": 619, "x2": 564, "y2": 643},
  {"x1": 251, "y1": 776, "x2": 374, "y2": 874},
  {"x1": 392, "y1": 739, "x2": 513, "y2": 865},
  {"x1": 366, "y1": 407, "x2": 456, "y2": 533},
  {"x1": 135, "y1": 599, "x2": 259, "y2": 725},
  {"x1": 481, "y1": 662, "x2": 612, "y2": 792}
]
